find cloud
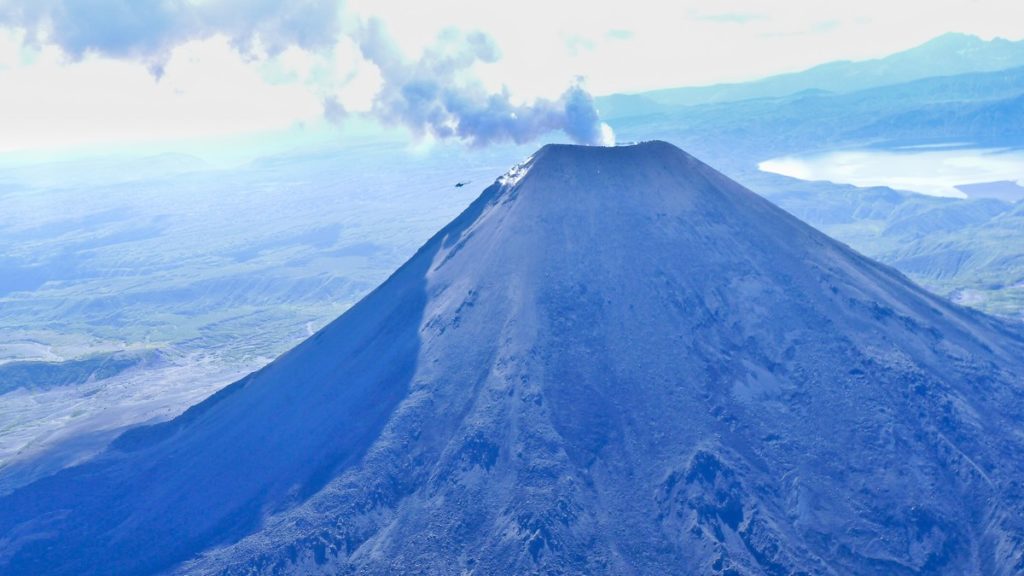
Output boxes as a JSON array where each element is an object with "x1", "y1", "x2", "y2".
[
  {"x1": 0, "y1": 0, "x2": 343, "y2": 62},
  {"x1": 0, "y1": 35, "x2": 325, "y2": 153},
  {"x1": 322, "y1": 95, "x2": 347, "y2": 124},
  {"x1": 0, "y1": 1, "x2": 613, "y2": 148},
  {"x1": 691, "y1": 12, "x2": 767, "y2": 25},
  {"x1": 565, "y1": 35, "x2": 596, "y2": 56}
]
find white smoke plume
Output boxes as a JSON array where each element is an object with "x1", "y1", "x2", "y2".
[
  {"x1": 0, "y1": 0, "x2": 614, "y2": 146},
  {"x1": 356, "y1": 18, "x2": 614, "y2": 146}
]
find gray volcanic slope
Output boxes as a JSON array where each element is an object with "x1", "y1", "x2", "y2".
[{"x1": 2, "y1": 141, "x2": 1024, "y2": 575}]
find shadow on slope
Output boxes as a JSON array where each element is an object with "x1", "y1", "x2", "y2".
[{"x1": 0, "y1": 181, "x2": 505, "y2": 575}]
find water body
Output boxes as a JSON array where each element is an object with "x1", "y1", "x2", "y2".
[{"x1": 759, "y1": 146, "x2": 1024, "y2": 200}]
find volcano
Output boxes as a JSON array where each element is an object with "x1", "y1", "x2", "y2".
[{"x1": 2, "y1": 141, "x2": 1024, "y2": 575}]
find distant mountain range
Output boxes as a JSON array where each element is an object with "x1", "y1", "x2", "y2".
[
  {"x1": 603, "y1": 65, "x2": 1024, "y2": 176},
  {"x1": 591, "y1": 35, "x2": 1024, "y2": 322},
  {"x1": 598, "y1": 33, "x2": 1024, "y2": 117},
  {"x1": 754, "y1": 173, "x2": 1024, "y2": 319}
]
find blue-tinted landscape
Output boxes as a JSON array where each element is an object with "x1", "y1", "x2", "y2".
[{"x1": 1, "y1": 2, "x2": 1023, "y2": 574}]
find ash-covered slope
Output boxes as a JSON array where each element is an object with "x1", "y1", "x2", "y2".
[{"x1": 3, "y1": 141, "x2": 1024, "y2": 575}]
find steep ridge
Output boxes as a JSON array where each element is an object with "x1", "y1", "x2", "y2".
[{"x1": 1, "y1": 141, "x2": 1023, "y2": 575}]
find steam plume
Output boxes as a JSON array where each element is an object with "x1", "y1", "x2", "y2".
[
  {"x1": 0, "y1": 0, "x2": 614, "y2": 146},
  {"x1": 356, "y1": 19, "x2": 614, "y2": 146}
]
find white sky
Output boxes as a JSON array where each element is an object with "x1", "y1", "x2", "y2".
[{"x1": 0, "y1": 0, "x2": 1022, "y2": 156}]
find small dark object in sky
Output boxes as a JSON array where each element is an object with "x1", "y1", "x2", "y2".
[{"x1": 455, "y1": 181, "x2": 471, "y2": 188}]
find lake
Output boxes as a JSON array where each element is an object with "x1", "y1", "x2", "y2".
[{"x1": 758, "y1": 146, "x2": 1024, "y2": 200}]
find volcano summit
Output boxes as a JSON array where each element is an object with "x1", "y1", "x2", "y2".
[{"x1": 2, "y1": 141, "x2": 1024, "y2": 575}]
